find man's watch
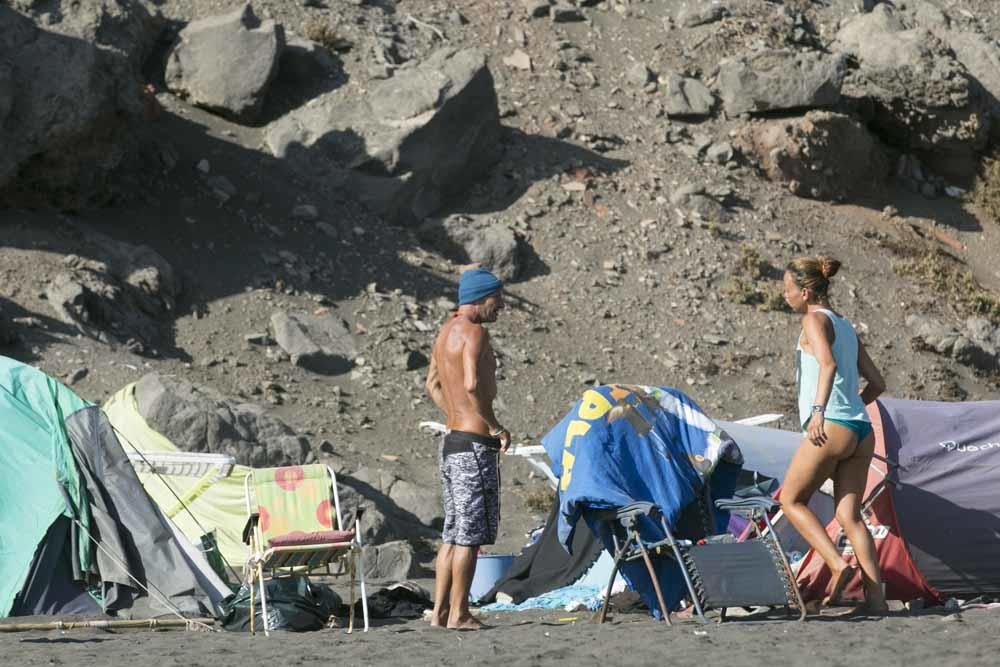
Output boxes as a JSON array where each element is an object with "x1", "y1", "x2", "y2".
[
  {"x1": 489, "y1": 426, "x2": 508, "y2": 437},
  {"x1": 811, "y1": 404, "x2": 826, "y2": 414}
]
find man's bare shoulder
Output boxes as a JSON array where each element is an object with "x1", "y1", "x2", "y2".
[{"x1": 451, "y1": 316, "x2": 487, "y2": 340}]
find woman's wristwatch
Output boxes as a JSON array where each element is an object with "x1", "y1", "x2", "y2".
[{"x1": 811, "y1": 404, "x2": 826, "y2": 414}]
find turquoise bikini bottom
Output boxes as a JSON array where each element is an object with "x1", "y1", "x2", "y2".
[{"x1": 825, "y1": 417, "x2": 873, "y2": 442}]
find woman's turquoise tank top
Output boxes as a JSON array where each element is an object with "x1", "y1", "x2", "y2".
[{"x1": 797, "y1": 309, "x2": 868, "y2": 430}]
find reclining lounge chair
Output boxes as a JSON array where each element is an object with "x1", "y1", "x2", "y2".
[{"x1": 593, "y1": 492, "x2": 805, "y2": 624}]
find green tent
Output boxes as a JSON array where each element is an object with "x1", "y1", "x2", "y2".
[{"x1": 0, "y1": 356, "x2": 229, "y2": 618}]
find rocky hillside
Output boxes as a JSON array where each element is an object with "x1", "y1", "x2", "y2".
[{"x1": 3, "y1": 0, "x2": 1000, "y2": 571}]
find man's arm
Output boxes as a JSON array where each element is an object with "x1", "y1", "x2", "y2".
[
  {"x1": 462, "y1": 326, "x2": 509, "y2": 451},
  {"x1": 424, "y1": 355, "x2": 447, "y2": 415}
]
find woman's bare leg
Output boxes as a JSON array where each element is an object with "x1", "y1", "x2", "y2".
[
  {"x1": 833, "y1": 432, "x2": 887, "y2": 612},
  {"x1": 782, "y1": 434, "x2": 847, "y2": 579}
]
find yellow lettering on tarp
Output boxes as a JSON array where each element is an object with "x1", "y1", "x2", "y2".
[
  {"x1": 577, "y1": 389, "x2": 613, "y2": 420},
  {"x1": 560, "y1": 450, "x2": 576, "y2": 491},
  {"x1": 560, "y1": 420, "x2": 591, "y2": 491}
]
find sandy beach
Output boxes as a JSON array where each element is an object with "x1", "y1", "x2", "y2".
[{"x1": 2, "y1": 606, "x2": 996, "y2": 667}]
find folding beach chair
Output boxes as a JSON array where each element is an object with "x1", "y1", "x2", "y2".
[
  {"x1": 593, "y1": 492, "x2": 805, "y2": 624},
  {"x1": 243, "y1": 465, "x2": 369, "y2": 635}
]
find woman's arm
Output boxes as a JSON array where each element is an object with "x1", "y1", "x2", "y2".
[
  {"x1": 857, "y1": 339, "x2": 886, "y2": 405},
  {"x1": 803, "y1": 312, "x2": 837, "y2": 444}
]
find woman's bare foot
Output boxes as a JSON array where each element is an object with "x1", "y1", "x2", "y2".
[
  {"x1": 862, "y1": 579, "x2": 889, "y2": 615},
  {"x1": 823, "y1": 563, "x2": 858, "y2": 606},
  {"x1": 447, "y1": 612, "x2": 486, "y2": 630}
]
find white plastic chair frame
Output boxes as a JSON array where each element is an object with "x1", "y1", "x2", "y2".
[{"x1": 243, "y1": 465, "x2": 369, "y2": 635}]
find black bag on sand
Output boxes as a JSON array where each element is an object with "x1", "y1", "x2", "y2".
[{"x1": 221, "y1": 577, "x2": 342, "y2": 632}]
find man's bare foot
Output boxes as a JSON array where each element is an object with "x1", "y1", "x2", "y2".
[
  {"x1": 823, "y1": 563, "x2": 858, "y2": 606},
  {"x1": 429, "y1": 607, "x2": 450, "y2": 628},
  {"x1": 447, "y1": 613, "x2": 486, "y2": 630}
]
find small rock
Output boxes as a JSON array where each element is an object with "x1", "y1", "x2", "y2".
[
  {"x1": 504, "y1": 49, "x2": 532, "y2": 71},
  {"x1": 396, "y1": 349, "x2": 429, "y2": 371},
  {"x1": 702, "y1": 334, "x2": 729, "y2": 345},
  {"x1": 678, "y1": 4, "x2": 727, "y2": 28},
  {"x1": 292, "y1": 204, "x2": 319, "y2": 220},
  {"x1": 626, "y1": 62, "x2": 653, "y2": 87},
  {"x1": 270, "y1": 310, "x2": 356, "y2": 374},
  {"x1": 207, "y1": 174, "x2": 236, "y2": 203},
  {"x1": 244, "y1": 332, "x2": 273, "y2": 345},
  {"x1": 551, "y1": 3, "x2": 583, "y2": 22},
  {"x1": 316, "y1": 222, "x2": 338, "y2": 238},
  {"x1": 663, "y1": 74, "x2": 715, "y2": 117},
  {"x1": 64, "y1": 368, "x2": 89, "y2": 385},
  {"x1": 521, "y1": 0, "x2": 551, "y2": 19},
  {"x1": 705, "y1": 141, "x2": 734, "y2": 164}
]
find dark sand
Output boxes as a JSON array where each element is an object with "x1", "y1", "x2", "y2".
[{"x1": 2, "y1": 608, "x2": 995, "y2": 667}]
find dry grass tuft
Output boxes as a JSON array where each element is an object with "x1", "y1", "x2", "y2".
[
  {"x1": 972, "y1": 153, "x2": 1000, "y2": 224},
  {"x1": 893, "y1": 245, "x2": 1000, "y2": 325},
  {"x1": 724, "y1": 245, "x2": 789, "y2": 312},
  {"x1": 303, "y1": 18, "x2": 341, "y2": 51}
]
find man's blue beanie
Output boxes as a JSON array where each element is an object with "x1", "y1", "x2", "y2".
[{"x1": 458, "y1": 268, "x2": 503, "y2": 305}]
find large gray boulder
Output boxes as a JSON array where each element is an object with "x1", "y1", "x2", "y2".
[
  {"x1": 337, "y1": 469, "x2": 440, "y2": 546},
  {"x1": 0, "y1": 1, "x2": 157, "y2": 207},
  {"x1": 45, "y1": 230, "x2": 178, "y2": 353},
  {"x1": 165, "y1": 4, "x2": 284, "y2": 123},
  {"x1": 908, "y1": 314, "x2": 1000, "y2": 371},
  {"x1": 266, "y1": 47, "x2": 502, "y2": 225},
  {"x1": 270, "y1": 310, "x2": 356, "y2": 374},
  {"x1": 463, "y1": 226, "x2": 522, "y2": 282},
  {"x1": 418, "y1": 218, "x2": 523, "y2": 281},
  {"x1": 350, "y1": 467, "x2": 444, "y2": 529},
  {"x1": 735, "y1": 111, "x2": 890, "y2": 200},
  {"x1": 361, "y1": 541, "x2": 417, "y2": 582},
  {"x1": 833, "y1": 6, "x2": 992, "y2": 184},
  {"x1": 716, "y1": 49, "x2": 846, "y2": 116},
  {"x1": 134, "y1": 373, "x2": 313, "y2": 468}
]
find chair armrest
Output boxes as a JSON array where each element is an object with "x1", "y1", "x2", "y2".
[
  {"x1": 591, "y1": 501, "x2": 661, "y2": 526},
  {"x1": 242, "y1": 513, "x2": 260, "y2": 546},
  {"x1": 714, "y1": 497, "x2": 779, "y2": 514}
]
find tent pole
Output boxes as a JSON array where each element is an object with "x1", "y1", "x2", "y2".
[
  {"x1": 67, "y1": 515, "x2": 217, "y2": 633},
  {"x1": 0, "y1": 618, "x2": 215, "y2": 633}
]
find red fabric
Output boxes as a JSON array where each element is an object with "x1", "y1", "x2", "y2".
[
  {"x1": 274, "y1": 466, "x2": 305, "y2": 491},
  {"x1": 795, "y1": 402, "x2": 942, "y2": 604},
  {"x1": 316, "y1": 499, "x2": 333, "y2": 528},
  {"x1": 267, "y1": 529, "x2": 355, "y2": 548}
]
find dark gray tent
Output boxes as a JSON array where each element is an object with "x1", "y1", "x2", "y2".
[{"x1": 794, "y1": 398, "x2": 1000, "y2": 602}]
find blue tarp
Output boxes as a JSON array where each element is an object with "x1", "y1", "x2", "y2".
[{"x1": 541, "y1": 385, "x2": 743, "y2": 617}]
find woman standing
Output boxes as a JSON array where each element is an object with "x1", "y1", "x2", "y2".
[{"x1": 781, "y1": 256, "x2": 888, "y2": 613}]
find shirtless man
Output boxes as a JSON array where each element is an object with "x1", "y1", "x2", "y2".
[{"x1": 425, "y1": 268, "x2": 510, "y2": 629}]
